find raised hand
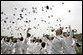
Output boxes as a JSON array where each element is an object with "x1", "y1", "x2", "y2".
[
  {"x1": 69, "y1": 25, "x2": 71, "y2": 29},
  {"x1": 28, "y1": 28, "x2": 31, "y2": 30}
]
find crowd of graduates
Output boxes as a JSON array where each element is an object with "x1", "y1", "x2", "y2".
[{"x1": 1, "y1": 25, "x2": 78, "y2": 54}]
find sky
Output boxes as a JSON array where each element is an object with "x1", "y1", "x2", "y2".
[{"x1": 1, "y1": 1, "x2": 82, "y2": 38}]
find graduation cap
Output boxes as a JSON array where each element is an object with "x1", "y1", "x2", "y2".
[
  {"x1": 10, "y1": 26, "x2": 11, "y2": 28},
  {"x1": 52, "y1": 5, "x2": 54, "y2": 7},
  {"x1": 24, "y1": 29, "x2": 26, "y2": 31},
  {"x1": 50, "y1": 8, "x2": 52, "y2": 10},
  {"x1": 50, "y1": 26, "x2": 52, "y2": 28},
  {"x1": 4, "y1": 20, "x2": 6, "y2": 23},
  {"x1": 19, "y1": 14, "x2": 22, "y2": 15},
  {"x1": 34, "y1": 26, "x2": 36, "y2": 29},
  {"x1": 59, "y1": 24, "x2": 61, "y2": 26},
  {"x1": 46, "y1": 5, "x2": 49, "y2": 9},
  {"x1": 44, "y1": 21, "x2": 46, "y2": 23},
  {"x1": 21, "y1": 9, "x2": 24, "y2": 12},
  {"x1": 1, "y1": 12, "x2": 3, "y2": 14},
  {"x1": 42, "y1": 8, "x2": 44, "y2": 11},
  {"x1": 56, "y1": 19, "x2": 58, "y2": 21},
  {"x1": 68, "y1": 10, "x2": 71, "y2": 12},
  {"x1": 35, "y1": 7, "x2": 37, "y2": 9},
  {"x1": 6, "y1": 17, "x2": 8, "y2": 19},
  {"x1": 15, "y1": 8, "x2": 17, "y2": 10},
  {"x1": 42, "y1": 9, "x2": 44, "y2": 11},
  {"x1": 48, "y1": 16, "x2": 50, "y2": 18},
  {"x1": 12, "y1": 22, "x2": 15, "y2": 23},
  {"x1": 11, "y1": 33, "x2": 13, "y2": 35},
  {"x1": 20, "y1": 16, "x2": 23, "y2": 18},
  {"x1": 25, "y1": 8, "x2": 27, "y2": 10},
  {"x1": 65, "y1": 27, "x2": 67, "y2": 29},
  {"x1": 51, "y1": 15, "x2": 53, "y2": 17},
  {"x1": 41, "y1": 20, "x2": 43, "y2": 21},
  {"x1": 10, "y1": 21, "x2": 11, "y2": 23},
  {"x1": 13, "y1": 14, "x2": 15, "y2": 16},
  {"x1": 62, "y1": 2, "x2": 64, "y2": 4},
  {"x1": 28, "y1": 12, "x2": 30, "y2": 14},
  {"x1": 42, "y1": 7, "x2": 43, "y2": 9},
  {"x1": 15, "y1": 26, "x2": 17, "y2": 28},
  {"x1": 33, "y1": 10, "x2": 36, "y2": 13},
  {"x1": 25, "y1": 14, "x2": 27, "y2": 15},
  {"x1": 3, "y1": 27, "x2": 5, "y2": 29},
  {"x1": 47, "y1": 29, "x2": 48, "y2": 30},
  {"x1": 34, "y1": 18, "x2": 36, "y2": 20},
  {"x1": 4, "y1": 13, "x2": 6, "y2": 15},
  {"x1": 32, "y1": 7, "x2": 34, "y2": 9},
  {"x1": 48, "y1": 22, "x2": 50, "y2": 24},
  {"x1": 60, "y1": 20, "x2": 62, "y2": 22},
  {"x1": 38, "y1": 24, "x2": 39, "y2": 26},
  {"x1": 55, "y1": 25, "x2": 57, "y2": 26},
  {"x1": 46, "y1": 10, "x2": 47, "y2": 12},
  {"x1": 29, "y1": 20, "x2": 31, "y2": 22},
  {"x1": 7, "y1": 27, "x2": 9, "y2": 30},
  {"x1": 26, "y1": 21, "x2": 28, "y2": 23},
  {"x1": 17, "y1": 18, "x2": 20, "y2": 20}
]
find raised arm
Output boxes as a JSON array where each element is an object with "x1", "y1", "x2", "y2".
[
  {"x1": 69, "y1": 25, "x2": 73, "y2": 37},
  {"x1": 27, "y1": 28, "x2": 31, "y2": 33}
]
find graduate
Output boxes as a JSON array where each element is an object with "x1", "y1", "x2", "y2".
[
  {"x1": 1, "y1": 37, "x2": 6, "y2": 54},
  {"x1": 14, "y1": 38, "x2": 23, "y2": 54},
  {"x1": 7, "y1": 38, "x2": 14, "y2": 54},
  {"x1": 40, "y1": 42, "x2": 47, "y2": 54},
  {"x1": 25, "y1": 28, "x2": 31, "y2": 45},
  {"x1": 26, "y1": 39, "x2": 36, "y2": 54},
  {"x1": 48, "y1": 27, "x2": 65, "y2": 54},
  {"x1": 63, "y1": 25, "x2": 76, "y2": 54},
  {"x1": 3, "y1": 37, "x2": 10, "y2": 54},
  {"x1": 22, "y1": 27, "x2": 32, "y2": 54},
  {"x1": 34, "y1": 39, "x2": 42, "y2": 54},
  {"x1": 46, "y1": 36, "x2": 54, "y2": 54},
  {"x1": 19, "y1": 33, "x2": 28, "y2": 54},
  {"x1": 22, "y1": 36, "x2": 29, "y2": 54},
  {"x1": 12, "y1": 38, "x2": 17, "y2": 54}
]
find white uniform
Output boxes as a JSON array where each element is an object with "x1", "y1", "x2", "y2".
[
  {"x1": 12, "y1": 43, "x2": 16, "y2": 54},
  {"x1": 42, "y1": 36, "x2": 50, "y2": 53},
  {"x1": 63, "y1": 27, "x2": 76, "y2": 54},
  {"x1": 47, "y1": 40, "x2": 52, "y2": 54},
  {"x1": 40, "y1": 47, "x2": 47, "y2": 54},
  {"x1": 14, "y1": 40, "x2": 23, "y2": 54},
  {"x1": 48, "y1": 35, "x2": 64, "y2": 54},
  {"x1": 22, "y1": 38, "x2": 29, "y2": 54},
  {"x1": 2, "y1": 42, "x2": 10, "y2": 54},
  {"x1": 26, "y1": 42, "x2": 35, "y2": 54},
  {"x1": 24, "y1": 37, "x2": 31, "y2": 45},
  {"x1": 71, "y1": 38, "x2": 76, "y2": 54},
  {"x1": 7, "y1": 42, "x2": 14, "y2": 54},
  {"x1": 33, "y1": 42, "x2": 41, "y2": 54},
  {"x1": 24, "y1": 37, "x2": 35, "y2": 54},
  {"x1": 1, "y1": 40, "x2": 7, "y2": 54}
]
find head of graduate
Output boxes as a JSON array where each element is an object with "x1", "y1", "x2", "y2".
[
  {"x1": 55, "y1": 27, "x2": 63, "y2": 35},
  {"x1": 27, "y1": 33, "x2": 31, "y2": 38}
]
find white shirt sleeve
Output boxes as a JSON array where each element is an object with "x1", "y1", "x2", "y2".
[
  {"x1": 69, "y1": 26, "x2": 73, "y2": 38},
  {"x1": 72, "y1": 38, "x2": 76, "y2": 46}
]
